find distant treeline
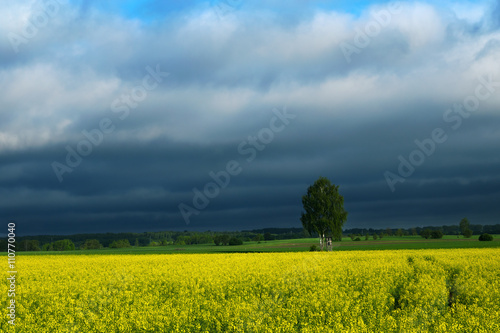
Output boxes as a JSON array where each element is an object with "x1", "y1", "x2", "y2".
[
  {"x1": 344, "y1": 224, "x2": 500, "y2": 237},
  {"x1": 5, "y1": 228, "x2": 309, "y2": 252},
  {"x1": 3, "y1": 224, "x2": 499, "y2": 252}
]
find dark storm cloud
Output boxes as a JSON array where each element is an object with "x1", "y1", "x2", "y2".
[{"x1": 1, "y1": 1, "x2": 499, "y2": 235}]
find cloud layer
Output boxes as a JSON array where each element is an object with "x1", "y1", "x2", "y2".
[{"x1": 1, "y1": 0, "x2": 499, "y2": 235}]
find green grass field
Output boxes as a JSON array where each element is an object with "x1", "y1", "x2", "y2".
[{"x1": 21, "y1": 235, "x2": 500, "y2": 255}]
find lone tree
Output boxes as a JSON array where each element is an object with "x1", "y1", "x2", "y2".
[
  {"x1": 301, "y1": 176, "x2": 348, "y2": 250},
  {"x1": 459, "y1": 218, "x2": 472, "y2": 238}
]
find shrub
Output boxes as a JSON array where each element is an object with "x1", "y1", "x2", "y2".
[
  {"x1": 354, "y1": 237, "x2": 361, "y2": 241},
  {"x1": 478, "y1": 233, "x2": 493, "y2": 241},
  {"x1": 373, "y1": 234, "x2": 378, "y2": 240},
  {"x1": 309, "y1": 245, "x2": 318, "y2": 251}
]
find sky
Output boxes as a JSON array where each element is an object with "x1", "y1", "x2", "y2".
[{"x1": 1, "y1": 0, "x2": 500, "y2": 236}]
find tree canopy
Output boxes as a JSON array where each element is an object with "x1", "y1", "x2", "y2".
[
  {"x1": 300, "y1": 177, "x2": 348, "y2": 250},
  {"x1": 459, "y1": 218, "x2": 472, "y2": 238}
]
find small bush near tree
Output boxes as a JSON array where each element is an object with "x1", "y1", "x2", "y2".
[
  {"x1": 309, "y1": 245, "x2": 318, "y2": 251},
  {"x1": 354, "y1": 237, "x2": 361, "y2": 241},
  {"x1": 478, "y1": 233, "x2": 493, "y2": 241},
  {"x1": 373, "y1": 234, "x2": 378, "y2": 240}
]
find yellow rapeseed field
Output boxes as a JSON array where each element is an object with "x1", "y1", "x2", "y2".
[{"x1": 2, "y1": 248, "x2": 500, "y2": 332}]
